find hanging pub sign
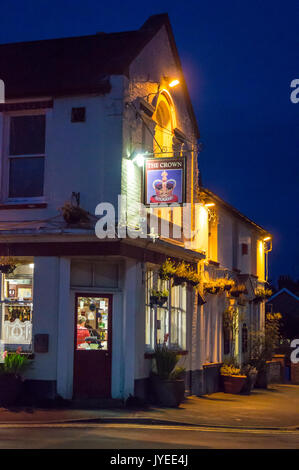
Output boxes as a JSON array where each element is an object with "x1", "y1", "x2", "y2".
[{"x1": 144, "y1": 157, "x2": 186, "y2": 205}]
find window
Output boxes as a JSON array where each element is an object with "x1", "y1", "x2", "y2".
[
  {"x1": 145, "y1": 269, "x2": 187, "y2": 350},
  {"x1": 153, "y1": 92, "x2": 176, "y2": 156},
  {"x1": 5, "y1": 114, "x2": 46, "y2": 200},
  {"x1": 0, "y1": 263, "x2": 34, "y2": 351}
]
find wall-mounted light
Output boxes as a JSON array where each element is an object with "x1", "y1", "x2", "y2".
[
  {"x1": 168, "y1": 79, "x2": 180, "y2": 88},
  {"x1": 129, "y1": 150, "x2": 148, "y2": 167},
  {"x1": 263, "y1": 236, "x2": 272, "y2": 252},
  {"x1": 132, "y1": 153, "x2": 145, "y2": 167},
  {"x1": 205, "y1": 202, "x2": 215, "y2": 208}
]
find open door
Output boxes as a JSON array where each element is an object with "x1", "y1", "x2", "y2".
[{"x1": 73, "y1": 294, "x2": 112, "y2": 398}]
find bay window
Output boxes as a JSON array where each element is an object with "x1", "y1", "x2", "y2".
[{"x1": 145, "y1": 269, "x2": 187, "y2": 350}]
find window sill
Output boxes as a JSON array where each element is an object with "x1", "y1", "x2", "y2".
[
  {"x1": 144, "y1": 350, "x2": 188, "y2": 359},
  {"x1": 0, "y1": 203, "x2": 47, "y2": 210},
  {"x1": 203, "y1": 362, "x2": 223, "y2": 368}
]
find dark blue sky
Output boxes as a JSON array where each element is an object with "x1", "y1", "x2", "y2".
[{"x1": 0, "y1": 0, "x2": 298, "y2": 283}]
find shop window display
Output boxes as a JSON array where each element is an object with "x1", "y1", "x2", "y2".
[{"x1": 0, "y1": 264, "x2": 34, "y2": 351}]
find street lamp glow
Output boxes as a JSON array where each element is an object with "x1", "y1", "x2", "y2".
[
  {"x1": 132, "y1": 153, "x2": 145, "y2": 167},
  {"x1": 263, "y1": 236, "x2": 271, "y2": 241}
]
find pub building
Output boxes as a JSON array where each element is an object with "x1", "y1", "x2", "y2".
[{"x1": 0, "y1": 14, "x2": 270, "y2": 401}]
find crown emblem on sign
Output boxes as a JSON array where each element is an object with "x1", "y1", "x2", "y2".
[{"x1": 152, "y1": 171, "x2": 177, "y2": 202}]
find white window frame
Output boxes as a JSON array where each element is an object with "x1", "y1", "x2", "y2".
[
  {"x1": 0, "y1": 264, "x2": 34, "y2": 352},
  {"x1": 1, "y1": 109, "x2": 47, "y2": 204},
  {"x1": 145, "y1": 269, "x2": 187, "y2": 351}
]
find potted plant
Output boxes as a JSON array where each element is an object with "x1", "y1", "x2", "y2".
[
  {"x1": 253, "y1": 287, "x2": 272, "y2": 303},
  {"x1": 150, "y1": 342, "x2": 185, "y2": 407},
  {"x1": 220, "y1": 363, "x2": 247, "y2": 394},
  {"x1": 0, "y1": 256, "x2": 20, "y2": 275},
  {"x1": 204, "y1": 281, "x2": 220, "y2": 295},
  {"x1": 60, "y1": 202, "x2": 90, "y2": 225},
  {"x1": 150, "y1": 289, "x2": 169, "y2": 307},
  {"x1": 240, "y1": 364, "x2": 258, "y2": 394},
  {"x1": 0, "y1": 348, "x2": 32, "y2": 406},
  {"x1": 158, "y1": 259, "x2": 176, "y2": 281},
  {"x1": 248, "y1": 313, "x2": 281, "y2": 389},
  {"x1": 230, "y1": 284, "x2": 247, "y2": 298}
]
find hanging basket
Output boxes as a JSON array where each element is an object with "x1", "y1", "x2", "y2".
[
  {"x1": 157, "y1": 296, "x2": 168, "y2": 307},
  {"x1": 230, "y1": 290, "x2": 240, "y2": 298},
  {"x1": 224, "y1": 284, "x2": 233, "y2": 291},
  {"x1": 172, "y1": 276, "x2": 187, "y2": 287},
  {"x1": 0, "y1": 264, "x2": 16, "y2": 275}
]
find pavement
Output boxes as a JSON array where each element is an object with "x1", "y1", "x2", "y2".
[{"x1": 0, "y1": 384, "x2": 298, "y2": 430}]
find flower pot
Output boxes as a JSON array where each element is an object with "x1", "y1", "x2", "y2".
[
  {"x1": 150, "y1": 375, "x2": 185, "y2": 407},
  {"x1": 0, "y1": 374, "x2": 22, "y2": 406},
  {"x1": 255, "y1": 369, "x2": 268, "y2": 389},
  {"x1": 221, "y1": 375, "x2": 247, "y2": 394},
  {"x1": 241, "y1": 373, "x2": 257, "y2": 394}
]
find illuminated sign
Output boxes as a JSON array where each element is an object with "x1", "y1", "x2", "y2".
[{"x1": 144, "y1": 158, "x2": 185, "y2": 205}]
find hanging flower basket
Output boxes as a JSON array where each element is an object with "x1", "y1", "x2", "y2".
[
  {"x1": 224, "y1": 284, "x2": 233, "y2": 291},
  {"x1": 158, "y1": 259, "x2": 176, "y2": 281},
  {"x1": 205, "y1": 286, "x2": 220, "y2": 295},
  {"x1": 230, "y1": 290, "x2": 240, "y2": 298},
  {"x1": 0, "y1": 264, "x2": 17, "y2": 275},
  {"x1": 0, "y1": 256, "x2": 20, "y2": 275},
  {"x1": 172, "y1": 275, "x2": 187, "y2": 286},
  {"x1": 157, "y1": 296, "x2": 168, "y2": 307},
  {"x1": 150, "y1": 289, "x2": 169, "y2": 307}
]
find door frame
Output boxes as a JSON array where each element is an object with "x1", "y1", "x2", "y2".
[{"x1": 73, "y1": 292, "x2": 113, "y2": 398}]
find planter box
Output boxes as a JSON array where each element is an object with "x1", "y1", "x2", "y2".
[
  {"x1": 150, "y1": 375, "x2": 185, "y2": 407},
  {"x1": 0, "y1": 374, "x2": 22, "y2": 406},
  {"x1": 221, "y1": 375, "x2": 246, "y2": 394}
]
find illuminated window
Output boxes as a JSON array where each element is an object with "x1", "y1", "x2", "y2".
[
  {"x1": 145, "y1": 269, "x2": 186, "y2": 350},
  {"x1": 153, "y1": 92, "x2": 176, "y2": 156},
  {"x1": 1, "y1": 264, "x2": 34, "y2": 351}
]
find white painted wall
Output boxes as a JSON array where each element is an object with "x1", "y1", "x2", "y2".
[
  {"x1": 28, "y1": 256, "x2": 60, "y2": 381},
  {"x1": 0, "y1": 76, "x2": 124, "y2": 223}
]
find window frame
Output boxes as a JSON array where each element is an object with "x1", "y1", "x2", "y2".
[
  {"x1": 0, "y1": 263, "x2": 34, "y2": 352},
  {"x1": 1, "y1": 109, "x2": 47, "y2": 204},
  {"x1": 145, "y1": 269, "x2": 187, "y2": 351}
]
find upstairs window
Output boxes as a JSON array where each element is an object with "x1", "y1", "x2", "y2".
[
  {"x1": 153, "y1": 91, "x2": 176, "y2": 156},
  {"x1": 5, "y1": 114, "x2": 46, "y2": 200}
]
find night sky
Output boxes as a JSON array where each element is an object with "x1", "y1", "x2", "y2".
[{"x1": 0, "y1": 0, "x2": 298, "y2": 284}]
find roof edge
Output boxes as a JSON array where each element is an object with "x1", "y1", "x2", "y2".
[{"x1": 200, "y1": 187, "x2": 269, "y2": 235}]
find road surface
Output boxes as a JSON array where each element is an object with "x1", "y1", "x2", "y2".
[{"x1": 0, "y1": 422, "x2": 298, "y2": 449}]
